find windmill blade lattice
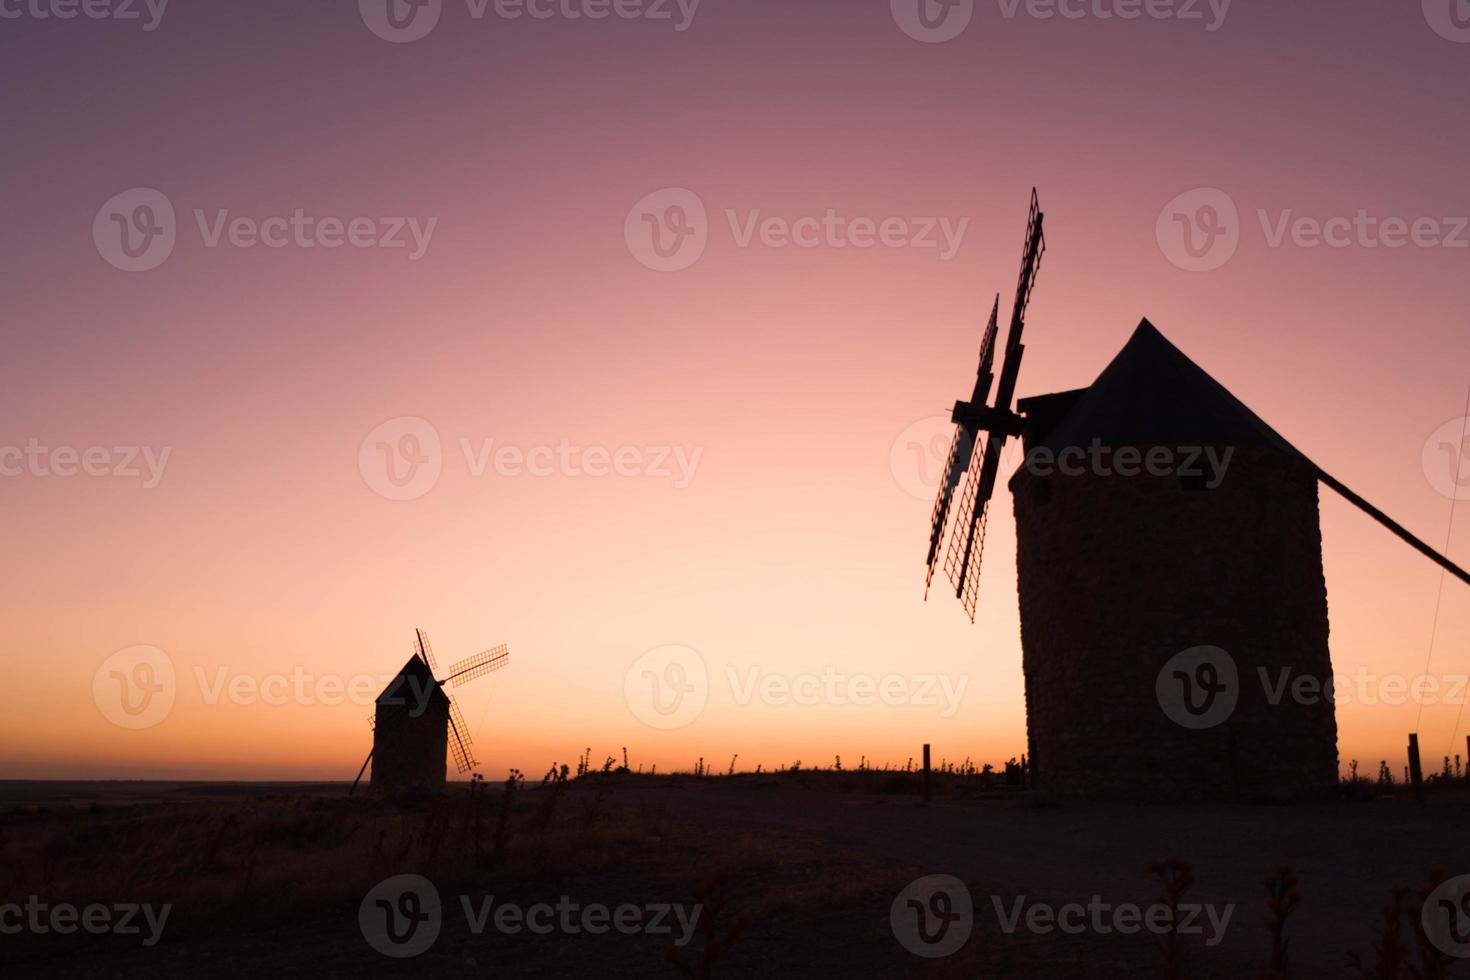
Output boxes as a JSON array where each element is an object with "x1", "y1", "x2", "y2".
[
  {"x1": 925, "y1": 297, "x2": 1000, "y2": 595},
  {"x1": 414, "y1": 628, "x2": 438, "y2": 673},
  {"x1": 921, "y1": 190, "x2": 1044, "y2": 623},
  {"x1": 445, "y1": 645, "x2": 511, "y2": 687},
  {"x1": 446, "y1": 698, "x2": 477, "y2": 773},
  {"x1": 943, "y1": 439, "x2": 991, "y2": 621},
  {"x1": 925, "y1": 426, "x2": 970, "y2": 596}
]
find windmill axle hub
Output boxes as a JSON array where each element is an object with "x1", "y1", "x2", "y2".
[{"x1": 952, "y1": 400, "x2": 1025, "y2": 437}]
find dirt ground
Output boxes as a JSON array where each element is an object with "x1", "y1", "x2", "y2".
[{"x1": 1, "y1": 775, "x2": 1467, "y2": 978}]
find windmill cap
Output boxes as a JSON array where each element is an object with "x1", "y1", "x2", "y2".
[
  {"x1": 1021, "y1": 318, "x2": 1303, "y2": 457},
  {"x1": 377, "y1": 654, "x2": 450, "y2": 706}
]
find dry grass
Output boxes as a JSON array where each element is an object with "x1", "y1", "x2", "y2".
[
  {"x1": 0, "y1": 782, "x2": 669, "y2": 952},
  {"x1": 0, "y1": 778, "x2": 923, "y2": 977}
]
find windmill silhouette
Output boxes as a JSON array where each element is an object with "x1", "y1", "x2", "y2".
[
  {"x1": 351, "y1": 628, "x2": 510, "y2": 794},
  {"x1": 922, "y1": 189, "x2": 1470, "y2": 801}
]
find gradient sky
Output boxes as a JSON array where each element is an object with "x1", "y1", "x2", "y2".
[{"x1": 2, "y1": 0, "x2": 1469, "y2": 781}]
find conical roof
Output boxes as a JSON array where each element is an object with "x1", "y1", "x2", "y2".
[
  {"x1": 1031, "y1": 319, "x2": 1302, "y2": 455},
  {"x1": 376, "y1": 654, "x2": 450, "y2": 707}
]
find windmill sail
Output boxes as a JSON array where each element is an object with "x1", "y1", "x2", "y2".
[
  {"x1": 943, "y1": 439, "x2": 991, "y2": 621},
  {"x1": 447, "y1": 698, "x2": 477, "y2": 773},
  {"x1": 414, "y1": 628, "x2": 437, "y2": 673},
  {"x1": 445, "y1": 645, "x2": 511, "y2": 687},
  {"x1": 925, "y1": 297, "x2": 1000, "y2": 596},
  {"x1": 971, "y1": 189, "x2": 1045, "y2": 511},
  {"x1": 930, "y1": 190, "x2": 1045, "y2": 621},
  {"x1": 925, "y1": 426, "x2": 970, "y2": 595}
]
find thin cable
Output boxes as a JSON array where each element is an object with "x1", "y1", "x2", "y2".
[{"x1": 1423, "y1": 386, "x2": 1470, "y2": 744}]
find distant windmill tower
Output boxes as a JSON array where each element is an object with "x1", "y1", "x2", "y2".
[
  {"x1": 351, "y1": 629, "x2": 510, "y2": 794},
  {"x1": 926, "y1": 190, "x2": 1470, "y2": 802}
]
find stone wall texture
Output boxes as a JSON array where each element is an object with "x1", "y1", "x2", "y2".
[{"x1": 1011, "y1": 446, "x2": 1339, "y2": 802}]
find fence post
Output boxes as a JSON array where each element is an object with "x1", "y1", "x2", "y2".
[
  {"x1": 1228, "y1": 732, "x2": 1241, "y2": 803},
  {"x1": 1408, "y1": 733, "x2": 1425, "y2": 805},
  {"x1": 922, "y1": 743, "x2": 932, "y2": 803}
]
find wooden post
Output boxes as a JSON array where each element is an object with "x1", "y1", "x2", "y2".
[
  {"x1": 1408, "y1": 733, "x2": 1424, "y2": 805},
  {"x1": 922, "y1": 743, "x2": 932, "y2": 803},
  {"x1": 349, "y1": 749, "x2": 373, "y2": 797},
  {"x1": 1228, "y1": 733, "x2": 1241, "y2": 803}
]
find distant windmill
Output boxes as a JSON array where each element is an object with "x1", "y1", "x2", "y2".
[
  {"x1": 923, "y1": 189, "x2": 1470, "y2": 802},
  {"x1": 350, "y1": 629, "x2": 510, "y2": 795}
]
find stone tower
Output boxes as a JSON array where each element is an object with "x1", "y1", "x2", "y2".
[
  {"x1": 1008, "y1": 321, "x2": 1339, "y2": 802},
  {"x1": 370, "y1": 655, "x2": 450, "y2": 792}
]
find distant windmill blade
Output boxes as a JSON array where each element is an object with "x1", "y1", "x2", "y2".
[
  {"x1": 444, "y1": 644, "x2": 510, "y2": 687},
  {"x1": 414, "y1": 628, "x2": 438, "y2": 673},
  {"x1": 447, "y1": 698, "x2": 477, "y2": 773}
]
